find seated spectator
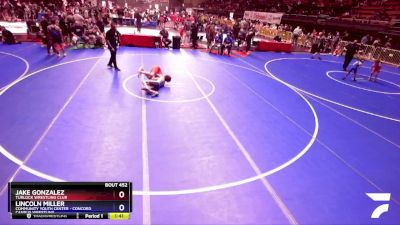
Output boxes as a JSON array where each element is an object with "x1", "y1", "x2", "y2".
[
  {"x1": 71, "y1": 21, "x2": 88, "y2": 48},
  {"x1": 85, "y1": 22, "x2": 104, "y2": 48},
  {"x1": 372, "y1": 38, "x2": 381, "y2": 48},
  {"x1": 384, "y1": 38, "x2": 392, "y2": 48},
  {"x1": 159, "y1": 27, "x2": 171, "y2": 48},
  {"x1": 0, "y1": 26, "x2": 21, "y2": 44},
  {"x1": 209, "y1": 30, "x2": 223, "y2": 54},
  {"x1": 221, "y1": 32, "x2": 234, "y2": 56},
  {"x1": 273, "y1": 35, "x2": 282, "y2": 42},
  {"x1": 94, "y1": 25, "x2": 106, "y2": 48}
]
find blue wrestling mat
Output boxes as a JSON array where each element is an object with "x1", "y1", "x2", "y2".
[{"x1": 0, "y1": 43, "x2": 399, "y2": 224}]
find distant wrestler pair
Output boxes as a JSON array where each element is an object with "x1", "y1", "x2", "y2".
[
  {"x1": 342, "y1": 59, "x2": 382, "y2": 82},
  {"x1": 138, "y1": 66, "x2": 172, "y2": 97}
]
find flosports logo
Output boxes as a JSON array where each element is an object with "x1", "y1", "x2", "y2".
[{"x1": 366, "y1": 193, "x2": 391, "y2": 219}]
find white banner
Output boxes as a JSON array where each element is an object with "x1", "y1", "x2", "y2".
[
  {"x1": 0, "y1": 21, "x2": 27, "y2": 34},
  {"x1": 243, "y1": 11, "x2": 283, "y2": 24}
]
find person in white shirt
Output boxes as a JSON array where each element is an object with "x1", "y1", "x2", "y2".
[
  {"x1": 292, "y1": 26, "x2": 302, "y2": 45},
  {"x1": 343, "y1": 59, "x2": 364, "y2": 81}
]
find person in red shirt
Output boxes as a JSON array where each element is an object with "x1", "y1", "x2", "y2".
[
  {"x1": 159, "y1": 15, "x2": 166, "y2": 29},
  {"x1": 368, "y1": 59, "x2": 382, "y2": 82},
  {"x1": 138, "y1": 66, "x2": 172, "y2": 97}
]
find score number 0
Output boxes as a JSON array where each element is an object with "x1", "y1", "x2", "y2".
[{"x1": 118, "y1": 191, "x2": 125, "y2": 211}]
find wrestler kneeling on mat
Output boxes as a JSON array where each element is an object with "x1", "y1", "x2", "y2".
[{"x1": 138, "y1": 66, "x2": 172, "y2": 97}]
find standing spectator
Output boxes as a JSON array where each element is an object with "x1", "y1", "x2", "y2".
[
  {"x1": 331, "y1": 31, "x2": 341, "y2": 52},
  {"x1": 292, "y1": 26, "x2": 302, "y2": 45},
  {"x1": 205, "y1": 22, "x2": 215, "y2": 49},
  {"x1": 183, "y1": 18, "x2": 191, "y2": 47},
  {"x1": 240, "y1": 19, "x2": 249, "y2": 31},
  {"x1": 343, "y1": 40, "x2": 359, "y2": 71},
  {"x1": 134, "y1": 10, "x2": 142, "y2": 33},
  {"x1": 106, "y1": 22, "x2": 121, "y2": 71},
  {"x1": 342, "y1": 31, "x2": 350, "y2": 41},
  {"x1": 59, "y1": 16, "x2": 69, "y2": 44},
  {"x1": 191, "y1": 22, "x2": 198, "y2": 49},
  {"x1": 40, "y1": 16, "x2": 51, "y2": 54},
  {"x1": 159, "y1": 14, "x2": 166, "y2": 29},
  {"x1": 233, "y1": 20, "x2": 240, "y2": 40},
  {"x1": 245, "y1": 28, "x2": 255, "y2": 52},
  {"x1": 361, "y1": 34, "x2": 370, "y2": 45},
  {"x1": 237, "y1": 28, "x2": 246, "y2": 49},
  {"x1": 311, "y1": 32, "x2": 323, "y2": 60},
  {"x1": 96, "y1": 16, "x2": 105, "y2": 34}
]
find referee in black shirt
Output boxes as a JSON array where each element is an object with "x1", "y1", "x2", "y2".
[
  {"x1": 106, "y1": 23, "x2": 121, "y2": 71},
  {"x1": 343, "y1": 40, "x2": 359, "y2": 71}
]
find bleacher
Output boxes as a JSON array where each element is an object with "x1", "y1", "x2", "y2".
[{"x1": 353, "y1": 0, "x2": 400, "y2": 20}]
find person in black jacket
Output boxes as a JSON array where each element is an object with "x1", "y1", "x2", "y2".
[
  {"x1": 191, "y1": 22, "x2": 198, "y2": 49},
  {"x1": 96, "y1": 17, "x2": 105, "y2": 34},
  {"x1": 343, "y1": 40, "x2": 359, "y2": 71},
  {"x1": 233, "y1": 21, "x2": 240, "y2": 40},
  {"x1": 40, "y1": 17, "x2": 52, "y2": 54},
  {"x1": 245, "y1": 28, "x2": 255, "y2": 52},
  {"x1": 106, "y1": 23, "x2": 121, "y2": 71},
  {"x1": 0, "y1": 26, "x2": 21, "y2": 44},
  {"x1": 159, "y1": 28, "x2": 171, "y2": 48},
  {"x1": 134, "y1": 11, "x2": 142, "y2": 33}
]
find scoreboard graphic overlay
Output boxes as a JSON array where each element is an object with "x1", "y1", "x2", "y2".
[{"x1": 8, "y1": 182, "x2": 132, "y2": 220}]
